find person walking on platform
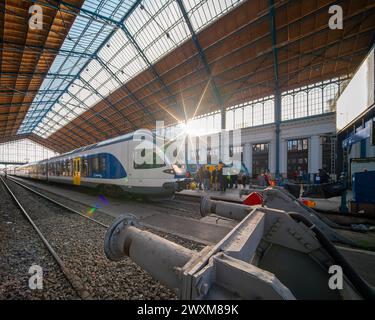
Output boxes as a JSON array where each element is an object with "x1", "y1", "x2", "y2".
[
  {"x1": 212, "y1": 168, "x2": 218, "y2": 191},
  {"x1": 218, "y1": 164, "x2": 226, "y2": 192},
  {"x1": 241, "y1": 173, "x2": 247, "y2": 189},
  {"x1": 232, "y1": 174, "x2": 238, "y2": 189},
  {"x1": 204, "y1": 167, "x2": 211, "y2": 191},
  {"x1": 197, "y1": 166, "x2": 204, "y2": 190}
]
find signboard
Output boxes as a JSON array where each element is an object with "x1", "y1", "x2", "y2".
[
  {"x1": 336, "y1": 47, "x2": 374, "y2": 131},
  {"x1": 342, "y1": 126, "x2": 370, "y2": 148}
]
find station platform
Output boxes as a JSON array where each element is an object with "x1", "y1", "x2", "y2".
[
  {"x1": 176, "y1": 187, "x2": 248, "y2": 203},
  {"x1": 8, "y1": 177, "x2": 234, "y2": 245}
]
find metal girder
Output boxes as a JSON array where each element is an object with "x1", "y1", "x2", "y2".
[
  {"x1": 38, "y1": 130, "x2": 82, "y2": 150},
  {"x1": 1, "y1": 72, "x2": 75, "y2": 79},
  {"x1": 43, "y1": 115, "x2": 95, "y2": 146},
  {"x1": 0, "y1": 161, "x2": 27, "y2": 165},
  {"x1": 268, "y1": 0, "x2": 281, "y2": 177},
  {"x1": 0, "y1": 41, "x2": 94, "y2": 59},
  {"x1": 60, "y1": 92, "x2": 112, "y2": 139},
  {"x1": 176, "y1": 0, "x2": 223, "y2": 108},
  {"x1": 68, "y1": 91, "x2": 125, "y2": 137},
  {"x1": 5, "y1": 1, "x2": 60, "y2": 136},
  {"x1": 96, "y1": 56, "x2": 156, "y2": 122},
  {"x1": 0, "y1": 89, "x2": 65, "y2": 96},
  {"x1": 26, "y1": 0, "x2": 143, "y2": 134},
  {"x1": 0, "y1": 101, "x2": 54, "y2": 107},
  {"x1": 30, "y1": 0, "x2": 120, "y2": 28},
  {"x1": 119, "y1": 23, "x2": 183, "y2": 118},
  {"x1": 79, "y1": 77, "x2": 135, "y2": 132},
  {"x1": 19, "y1": 94, "x2": 111, "y2": 141}
]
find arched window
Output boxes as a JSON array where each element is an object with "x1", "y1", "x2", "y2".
[
  {"x1": 243, "y1": 104, "x2": 253, "y2": 128},
  {"x1": 226, "y1": 109, "x2": 234, "y2": 131},
  {"x1": 294, "y1": 91, "x2": 308, "y2": 118},
  {"x1": 282, "y1": 95, "x2": 294, "y2": 120},
  {"x1": 253, "y1": 103, "x2": 263, "y2": 126},
  {"x1": 263, "y1": 100, "x2": 274, "y2": 124},
  {"x1": 323, "y1": 83, "x2": 339, "y2": 113},
  {"x1": 308, "y1": 88, "x2": 323, "y2": 116},
  {"x1": 234, "y1": 108, "x2": 243, "y2": 129}
]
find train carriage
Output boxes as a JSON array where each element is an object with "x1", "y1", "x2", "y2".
[{"x1": 11, "y1": 132, "x2": 187, "y2": 197}]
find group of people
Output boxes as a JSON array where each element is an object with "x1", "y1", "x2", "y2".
[
  {"x1": 195, "y1": 165, "x2": 249, "y2": 192},
  {"x1": 315, "y1": 168, "x2": 330, "y2": 184},
  {"x1": 257, "y1": 170, "x2": 272, "y2": 187}
]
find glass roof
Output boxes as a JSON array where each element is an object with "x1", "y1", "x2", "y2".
[{"x1": 18, "y1": 0, "x2": 243, "y2": 139}]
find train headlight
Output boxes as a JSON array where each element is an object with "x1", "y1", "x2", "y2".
[
  {"x1": 163, "y1": 168, "x2": 176, "y2": 175},
  {"x1": 172, "y1": 164, "x2": 184, "y2": 175}
]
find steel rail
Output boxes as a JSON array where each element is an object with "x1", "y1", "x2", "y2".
[
  {"x1": 0, "y1": 175, "x2": 91, "y2": 300},
  {"x1": 6, "y1": 176, "x2": 109, "y2": 229}
]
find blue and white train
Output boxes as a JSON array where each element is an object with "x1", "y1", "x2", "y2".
[{"x1": 9, "y1": 132, "x2": 187, "y2": 197}]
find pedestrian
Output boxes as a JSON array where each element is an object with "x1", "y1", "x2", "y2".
[
  {"x1": 218, "y1": 165, "x2": 224, "y2": 192},
  {"x1": 264, "y1": 170, "x2": 270, "y2": 186},
  {"x1": 198, "y1": 166, "x2": 204, "y2": 190},
  {"x1": 241, "y1": 173, "x2": 247, "y2": 189},
  {"x1": 315, "y1": 173, "x2": 321, "y2": 184},
  {"x1": 258, "y1": 173, "x2": 266, "y2": 186},
  {"x1": 211, "y1": 168, "x2": 218, "y2": 191},
  {"x1": 204, "y1": 167, "x2": 211, "y2": 191},
  {"x1": 233, "y1": 173, "x2": 238, "y2": 189},
  {"x1": 320, "y1": 168, "x2": 329, "y2": 184}
]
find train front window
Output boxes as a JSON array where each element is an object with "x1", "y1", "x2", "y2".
[{"x1": 134, "y1": 151, "x2": 166, "y2": 169}]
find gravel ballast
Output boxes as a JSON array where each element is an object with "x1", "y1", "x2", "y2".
[
  {"x1": 0, "y1": 179, "x2": 78, "y2": 300},
  {"x1": 2, "y1": 178, "x2": 206, "y2": 300}
]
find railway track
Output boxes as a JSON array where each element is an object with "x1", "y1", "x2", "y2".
[
  {"x1": 6, "y1": 176, "x2": 109, "y2": 229},
  {"x1": 0, "y1": 175, "x2": 88, "y2": 299},
  {"x1": 1, "y1": 176, "x2": 182, "y2": 299},
  {"x1": 8, "y1": 176, "x2": 203, "y2": 220}
]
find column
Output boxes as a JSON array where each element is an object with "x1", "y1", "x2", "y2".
[
  {"x1": 221, "y1": 108, "x2": 226, "y2": 131},
  {"x1": 280, "y1": 139, "x2": 288, "y2": 178},
  {"x1": 309, "y1": 135, "x2": 322, "y2": 179},
  {"x1": 243, "y1": 143, "x2": 252, "y2": 176},
  {"x1": 274, "y1": 89, "x2": 282, "y2": 176},
  {"x1": 268, "y1": 140, "x2": 276, "y2": 176}
]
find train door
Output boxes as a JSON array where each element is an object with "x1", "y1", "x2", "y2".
[{"x1": 73, "y1": 158, "x2": 81, "y2": 185}]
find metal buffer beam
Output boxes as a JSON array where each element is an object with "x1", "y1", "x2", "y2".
[
  {"x1": 105, "y1": 216, "x2": 194, "y2": 291},
  {"x1": 105, "y1": 207, "x2": 369, "y2": 300}
]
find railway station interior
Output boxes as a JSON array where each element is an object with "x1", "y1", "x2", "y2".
[{"x1": 1, "y1": 0, "x2": 375, "y2": 304}]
